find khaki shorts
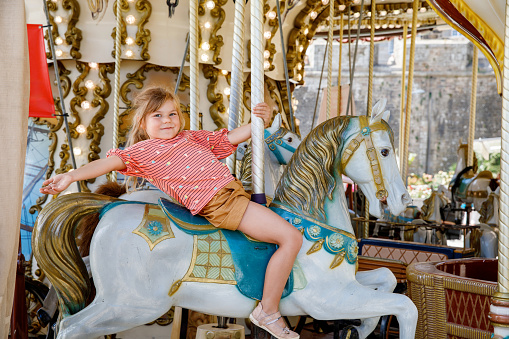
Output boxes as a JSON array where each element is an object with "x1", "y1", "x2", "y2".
[{"x1": 198, "y1": 178, "x2": 251, "y2": 230}]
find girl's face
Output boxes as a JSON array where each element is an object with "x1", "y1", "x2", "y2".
[{"x1": 143, "y1": 100, "x2": 181, "y2": 140}]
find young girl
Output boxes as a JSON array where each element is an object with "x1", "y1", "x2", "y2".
[{"x1": 40, "y1": 87, "x2": 302, "y2": 339}]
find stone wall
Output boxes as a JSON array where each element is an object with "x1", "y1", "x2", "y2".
[{"x1": 292, "y1": 31, "x2": 502, "y2": 175}]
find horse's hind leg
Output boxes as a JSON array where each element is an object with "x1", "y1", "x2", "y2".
[{"x1": 57, "y1": 300, "x2": 171, "y2": 339}]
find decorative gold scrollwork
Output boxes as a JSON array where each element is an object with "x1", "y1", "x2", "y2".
[
  {"x1": 263, "y1": 1, "x2": 282, "y2": 72},
  {"x1": 45, "y1": 0, "x2": 60, "y2": 59},
  {"x1": 68, "y1": 61, "x2": 89, "y2": 139},
  {"x1": 208, "y1": 0, "x2": 228, "y2": 65},
  {"x1": 134, "y1": 0, "x2": 152, "y2": 60},
  {"x1": 62, "y1": 0, "x2": 83, "y2": 59},
  {"x1": 243, "y1": 73, "x2": 251, "y2": 119},
  {"x1": 111, "y1": 0, "x2": 129, "y2": 58},
  {"x1": 203, "y1": 64, "x2": 226, "y2": 130}
]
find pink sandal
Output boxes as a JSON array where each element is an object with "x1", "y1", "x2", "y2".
[{"x1": 249, "y1": 303, "x2": 299, "y2": 339}]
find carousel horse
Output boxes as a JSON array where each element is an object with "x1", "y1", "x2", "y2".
[
  {"x1": 413, "y1": 185, "x2": 450, "y2": 245},
  {"x1": 465, "y1": 186, "x2": 499, "y2": 258},
  {"x1": 238, "y1": 113, "x2": 301, "y2": 198},
  {"x1": 33, "y1": 106, "x2": 417, "y2": 339},
  {"x1": 450, "y1": 144, "x2": 493, "y2": 214}
]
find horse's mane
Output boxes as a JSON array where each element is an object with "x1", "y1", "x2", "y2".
[
  {"x1": 239, "y1": 144, "x2": 253, "y2": 192},
  {"x1": 76, "y1": 181, "x2": 127, "y2": 256},
  {"x1": 479, "y1": 193, "x2": 495, "y2": 224},
  {"x1": 420, "y1": 191, "x2": 435, "y2": 221},
  {"x1": 274, "y1": 116, "x2": 350, "y2": 222}
]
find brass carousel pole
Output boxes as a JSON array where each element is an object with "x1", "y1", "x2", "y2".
[
  {"x1": 326, "y1": 0, "x2": 334, "y2": 121},
  {"x1": 467, "y1": 47, "x2": 478, "y2": 168},
  {"x1": 189, "y1": 0, "x2": 200, "y2": 131},
  {"x1": 490, "y1": 1, "x2": 509, "y2": 336},
  {"x1": 337, "y1": 14, "x2": 343, "y2": 116},
  {"x1": 399, "y1": 22, "x2": 408, "y2": 172},
  {"x1": 400, "y1": 0, "x2": 419, "y2": 184},
  {"x1": 110, "y1": 0, "x2": 122, "y2": 182},
  {"x1": 363, "y1": 0, "x2": 375, "y2": 239}
]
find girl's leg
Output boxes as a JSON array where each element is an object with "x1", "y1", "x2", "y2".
[{"x1": 236, "y1": 202, "x2": 303, "y2": 326}]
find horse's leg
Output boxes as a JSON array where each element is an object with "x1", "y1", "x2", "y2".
[
  {"x1": 303, "y1": 283, "x2": 417, "y2": 339},
  {"x1": 58, "y1": 298, "x2": 172, "y2": 339},
  {"x1": 354, "y1": 268, "x2": 397, "y2": 338}
]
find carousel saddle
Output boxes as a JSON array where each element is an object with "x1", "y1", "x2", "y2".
[{"x1": 158, "y1": 198, "x2": 294, "y2": 300}]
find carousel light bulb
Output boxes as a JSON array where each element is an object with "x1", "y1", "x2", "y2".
[
  {"x1": 125, "y1": 49, "x2": 134, "y2": 57},
  {"x1": 407, "y1": 8, "x2": 413, "y2": 13},
  {"x1": 353, "y1": 12, "x2": 360, "y2": 18},
  {"x1": 321, "y1": 0, "x2": 329, "y2": 5},
  {"x1": 382, "y1": 23, "x2": 388, "y2": 29},
  {"x1": 55, "y1": 37, "x2": 63, "y2": 45},
  {"x1": 420, "y1": 7, "x2": 427, "y2": 12},
  {"x1": 417, "y1": 23, "x2": 421, "y2": 27},
  {"x1": 267, "y1": 11, "x2": 277, "y2": 20},
  {"x1": 223, "y1": 87, "x2": 231, "y2": 95},
  {"x1": 89, "y1": 62, "x2": 98, "y2": 69},
  {"x1": 85, "y1": 80, "x2": 95, "y2": 89},
  {"x1": 81, "y1": 100, "x2": 91, "y2": 110},
  {"x1": 395, "y1": 24, "x2": 402, "y2": 28},
  {"x1": 54, "y1": 16, "x2": 63, "y2": 24},
  {"x1": 73, "y1": 147, "x2": 82, "y2": 156},
  {"x1": 297, "y1": 74, "x2": 302, "y2": 81},
  {"x1": 338, "y1": 4, "x2": 346, "y2": 11},
  {"x1": 264, "y1": 50, "x2": 271, "y2": 58},
  {"x1": 393, "y1": 9, "x2": 400, "y2": 15},
  {"x1": 303, "y1": 27, "x2": 309, "y2": 35},
  {"x1": 76, "y1": 124, "x2": 87, "y2": 134},
  {"x1": 127, "y1": 0, "x2": 135, "y2": 2},
  {"x1": 51, "y1": 0, "x2": 58, "y2": 2},
  {"x1": 310, "y1": 11, "x2": 318, "y2": 20},
  {"x1": 201, "y1": 41, "x2": 210, "y2": 51},
  {"x1": 55, "y1": 49, "x2": 63, "y2": 57},
  {"x1": 126, "y1": 15, "x2": 136, "y2": 24},
  {"x1": 297, "y1": 63, "x2": 302, "y2": 70},
  {"x1": 204, "y1": 21, "x2": 212, "y2": 29},
  {"x1": 299, "y1": 45, "x2": 304, "y2": 52},
  {"x1": 201, "y1": 53, "x2": 209, "y2": 62},
  {"x1": 380, "y1": 10, "x2": 387, "y2": 16},
  {"x1": 389, "y1": 23, "x2": 395, "y2": 28},
  {"x1": 367, "y1": 11, "x2": 371, "y2": 17},
  {"x1": 206, "y1": 1, "x2": 215, "y2": 10},
  {"x1": 221, "y1": 69, "x2": 228, "y2": 75},
  {"x1": 264, "y1": 31, "x2": 272, "y2": 39},
  {"x1": 264, "y1": 61, "x2": 271, "y2": 69},
  {"x1": 125, "y1": 36, "x2": 134, "y2": 45},
  {"x1": 375, "y1": 24, "x2": 381, "y2": 29}
]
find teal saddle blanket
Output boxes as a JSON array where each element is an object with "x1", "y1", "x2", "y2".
[{"x1": 158, "y1": 198, "x2": 293, "y2": 301}]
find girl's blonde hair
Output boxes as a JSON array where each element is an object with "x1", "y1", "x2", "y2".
[{"x1": 124, "y1": 86, "x2": 186, "y2": 191}]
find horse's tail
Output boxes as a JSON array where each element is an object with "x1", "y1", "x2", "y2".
[{"x1": 33, "y1": 193, "x2": 120, "y2": 317}]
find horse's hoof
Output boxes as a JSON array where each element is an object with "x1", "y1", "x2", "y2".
[{"x1": 339, "y1": 325, "x2": 359, "y2": 339}]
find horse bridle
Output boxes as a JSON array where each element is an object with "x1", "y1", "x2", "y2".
[
  {"x1": 264, "y1": 128, "x2": 297, "y2": 165},
  {"x1": 340, "y1": 116, "x2": 392, "y2": 201}
]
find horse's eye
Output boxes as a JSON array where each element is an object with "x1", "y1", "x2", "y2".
[
  {"x1": 380, "y1": 148, "x2": 390, "y2": 157},
  {"x1": 287, "y1": 137, "x2": 293, "y2": 143}
]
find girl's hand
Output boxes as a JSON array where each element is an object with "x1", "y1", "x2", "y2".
[
  {"x1": 40, "y1": 173, "x2": 74, "y2": 195},
  {"x1": 252, "y1": 102, "x2": 271, "y2": 128}
]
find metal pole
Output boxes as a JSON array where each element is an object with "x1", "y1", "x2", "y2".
[
  {"x1": 346, "y1": 0, "x2": 365, "y2": 117},
  {"x1": 326, "y1": 0, "x2": 334, "y2": 121},
  {"x1": 226, "y1": 0, "x2": 246, "y2": 174},
  {"x1": 42, "y1": 0, "x2": 80, "y2": 192},
  {"x1": 467, "y1": 47, "x2": 478, "y2": 167},
  {"x1": 399, "y1": 22, "x2": 408, "y2": 171},
  {"x1": 189, "y1": 0, "x2": 200, "y2": 130},
  {"x1": 175, "y1": 35, "x2": 190, "y2": 95},
  {"x1": 251, "y1": 0, "x2": 266, "y2": 202},
  {"x1": 111, "y1": 0, "x2": 122, "y2": 182}
]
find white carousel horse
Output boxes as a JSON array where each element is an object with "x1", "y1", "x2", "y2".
[
  {"x1": 450, "y1": 144, "x2": 493, "y2": 212},
  {"x1": 33, "y1": 108, "x2": 417, "y2": 339},
  {"x1": 465, "y1": 186, "x2": 499, "y2": 258},
  {"x1": 238, "y1": 113, "x2": 301, "y2": 198},
  {"x1": 413, "y1": 185, "x2": 450, "y2": 245}
]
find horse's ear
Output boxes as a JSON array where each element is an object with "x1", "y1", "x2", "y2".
[
  {"x1": 370, "y1": 99, "x2": 390, "y2": 123},
  {"x1": 271, "y1": 113, "x2": 282, "y2": 130}
]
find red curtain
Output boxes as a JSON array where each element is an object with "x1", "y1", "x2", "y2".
[{"x1": 27, "y1": 24, "x2": 55, "y2": 118}]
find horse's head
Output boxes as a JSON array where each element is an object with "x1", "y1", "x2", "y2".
[
  {"x1": 479, "y1": 186, "x2": 500, "y2": 225},
  {"x1": 341, "y1": 100, "x2": 411, "y2": 218},
  {"x1": 264, "y1": 113, "x2": 301, "y2": 165}
]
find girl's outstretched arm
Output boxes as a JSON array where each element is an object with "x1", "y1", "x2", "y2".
[
  {"x1": 40, "y1": 156, "x2": 126, "y2": 195},
  {"x1": 227, "y1": 102, "x2": 271, "y2": 145}
]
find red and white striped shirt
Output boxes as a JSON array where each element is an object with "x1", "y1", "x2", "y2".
[{"x1": 107, "y1": 129, "x2": 237, "y2": 214}]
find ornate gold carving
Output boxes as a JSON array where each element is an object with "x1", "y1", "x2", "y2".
[
  {"x1": 146, "y1": 308, "x2": 175, "y2": 326},
  {"x1": 84, "y1": 63, "x2": 115, "y2": 190},
  {"x1": 243, "y1": 73, "x2": 251, "y2": 120},
  {"x1": 119, "y1": 63, "x2": 190, "y2": 145},
  {"x1": 68, "y1": 61, "x2": 89, "y2": 139},
  {"x1": 263, "y1": 2, "x2": 282, "y2": 72},
  {"x1": 45, "y1": 0, "x2": 60, "y2": 59},
  {"x1": 134, "y1": 0, "x2": 152, "y2": 60},
  {"x1": 132, "y1": 205, "x2": 175, "y2": 251},
  {"x1": 208, "y1": 0, "x2": 228, "y2": 65},
  {"x1": 306, "y1": 238, "x2": 325, "y2": 255},
  {"x1": 203, "y1": 64, "x2": 227, "y2": 130},
  {"x1": 111, "y1": 0, "x2": 129, "y2": 58},
  {"x1": 62, "y1": 0, "x2": 83, "y2": 59}
]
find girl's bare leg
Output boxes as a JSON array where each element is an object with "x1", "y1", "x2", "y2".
[{"x1": 237, "y1": 202, "x2": 303, "y2": 327}]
